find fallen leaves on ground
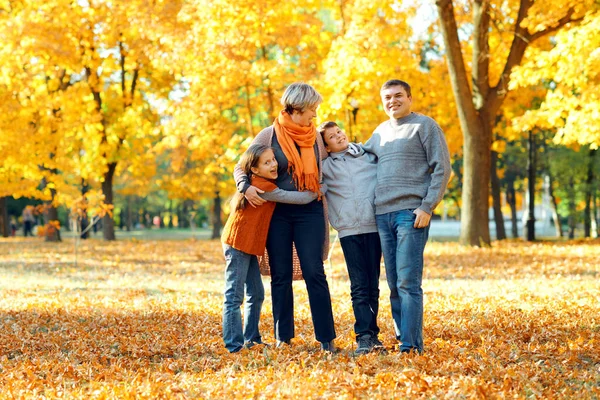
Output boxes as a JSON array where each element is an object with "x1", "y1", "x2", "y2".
[{"x1": 0, "y1": 237, "x2": 599, "y2": 399}]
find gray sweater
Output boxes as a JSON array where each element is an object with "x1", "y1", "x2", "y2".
[
  {"x1": 363, "y1": 112, "x2": 451, "y2": 215},
  {"x1": 322, "y1": 143, "x2": 378, "y2": 239}
]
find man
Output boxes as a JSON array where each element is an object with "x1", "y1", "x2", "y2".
[{"x1": 363, "y1": 79, "x2": 451, "y2": 354}]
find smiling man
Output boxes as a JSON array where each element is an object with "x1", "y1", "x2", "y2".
[{"x1": 363, "y1": 79, "x2": 451, "y2": 354}]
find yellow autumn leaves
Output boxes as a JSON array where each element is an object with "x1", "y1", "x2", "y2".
[{"x1": 1, "y1": 237, "x2": 598, "y2": 398}]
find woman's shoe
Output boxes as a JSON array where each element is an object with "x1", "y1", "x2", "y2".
[
  {"x1": 275, "y1": 339, "x2": 291, "y2": 348},
  {"x1": 320, "y1": 340, "x2": 337, "y2": 353}
]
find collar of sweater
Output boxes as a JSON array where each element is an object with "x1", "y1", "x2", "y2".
[
  {"x1": 329, "y1": 143, "x2": 361, "y2": 160},
  {"x1": 390, "y1": 112, "x2": 417, "y2": 126}
]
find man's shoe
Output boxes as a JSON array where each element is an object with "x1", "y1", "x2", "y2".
[
  {"x1": 354, "y1": 334, "x2": 373, "y2": 355},
  {"x1": 400, "y1": 346, "x2": 423, "y2": 355},
  {"x1": 320, "y1": 340, "x2": 337, "y2": 353},
  {"x1": 275, "y1": 339, "x2": 291, "y2": 348}
]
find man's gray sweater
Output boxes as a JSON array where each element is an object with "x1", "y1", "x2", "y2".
[
  {"x1": 322, "y1": 143, "x2": 378, "y2": 239},
  {"x1": 362, "y1": 112, "x2": 451, "y2": 215}
]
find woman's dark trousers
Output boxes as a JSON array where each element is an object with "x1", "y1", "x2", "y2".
[{"x1": 266, "y1": 201, "x2": 336, "y2": 343}]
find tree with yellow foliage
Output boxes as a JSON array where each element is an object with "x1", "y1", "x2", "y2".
[
  {"x1": 435, "y1": 0, "x2": 595, "y2": 245},
  {"x1": 1, "y1": 0, "x2": 184, "y2": 240}
]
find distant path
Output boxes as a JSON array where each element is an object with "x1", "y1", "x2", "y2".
[{"x1": 11, "y1": 220, "x2": 565, "y2": 242}]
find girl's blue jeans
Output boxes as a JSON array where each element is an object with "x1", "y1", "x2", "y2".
[{"x1": 222, "y1": 244, "x2": 265, "y2": 353}]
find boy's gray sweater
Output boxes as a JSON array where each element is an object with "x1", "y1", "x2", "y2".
[
  {"x1": 321, "y1": 143, "x2": 378, "y2": 239},
  {"x1": 363, "y1": 112, "x2": 451, "y2": 215}
]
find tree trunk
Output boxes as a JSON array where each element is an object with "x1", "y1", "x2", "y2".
[
  {"x1": 506, "y1": 179, "x2": 518, "y2": 238},
  {"x1": 460, "y1": 124, "x2": 492, "y2": 246},
  {"x1": 0, "y1": 197, "x2": 9, "y2": 238},
  {"x1": 177, "y1": 203, "x2": 185, "y2": 229},
  {"x1": 126, "y1": 196, "x2": 133, "y2": 231},
  {"x1": 102, "y1": 162, "x2": 117, "y2": 241},
  {"x1": 525, "y1": 130, "x2": 536, "y2": 241},
  {"x1": 436, "y1": 0, "x2": 491, "y2": 246},
  {"x1": 547, "y1": 174, "x2": 563, "y2": 238},
  {"x1": 40, "y1": 174, "x2": 61, "y2": 242},
  {"x1": 168, "y1": 201, "x2": 174, "y2": 228},
  {"x1": 490, "y1": 150, "x2": 506, "y2": 240},
  {"x1": 211, "y1": 191, "x2": 222, "y2": 239},
  {"x1": 80, "y1": 179, "x2": 90, "y2": 239},
  {"x1": 567, "y1": 177, "x2": 576, "y2": 239},
  {"x1": 436, "y1": 0, "x2": 579, "y2": 245},
  {"x1": 584, "y1": 148, "x2": 596, "y2": 237},
  {"x1": 593, "y1": 189, "x2": 599, "y2": 238},
  {"x1": 44, "y1": 200, "x2": 61, "y2": 242}
]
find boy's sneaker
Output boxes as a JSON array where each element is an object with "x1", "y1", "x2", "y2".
[
  {"x1": 371, "y1": 335, "x2": 385, "y2": 349},
  {"x1": 244, "y1": 340, "x2": 270, "y2": 349},
  {"x1": 354, "y1": 334, "x2": 373, "y2": 355}
]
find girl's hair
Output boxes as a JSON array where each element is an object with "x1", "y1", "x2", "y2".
[
  {"x1": 281, "y1": 82, "x2": 323, "y2": 115},
  {"x1": 317, "y1": 121, "x2": 339, "y2": 143},
  {"x1": 230, "y1": 144, "x2": 273, "y2": 212}
]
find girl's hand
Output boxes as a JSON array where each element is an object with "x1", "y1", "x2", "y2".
[{"x1": 245, "y1": 185, "x2": 266, "y2": 207}]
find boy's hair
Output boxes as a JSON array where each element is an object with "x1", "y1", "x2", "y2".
[
  {"x1": 231, "y1": 144, "x2": 273, "y2": 212},
  {"x1": 281, "y1": 82, "x2": 323, "y2": 115},
  {"x1": 317, "y1": 121, "x2": 339, "y2": 144},
  {"x1": 381, "y1": 79, "x2": 411, "y2": 98}
]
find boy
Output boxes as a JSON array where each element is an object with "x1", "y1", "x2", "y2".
[{"x1": 318, "y1": 121, "x2": 382, "y2": 355}]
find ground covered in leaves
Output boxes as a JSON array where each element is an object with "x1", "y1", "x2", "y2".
[{"x1": 1, "y1": 237, "x2": 599, "y2": 399}]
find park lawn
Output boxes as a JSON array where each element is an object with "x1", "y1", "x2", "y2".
[{"x1": 0, "y1": 237, "x2": 599, "y2": 399}]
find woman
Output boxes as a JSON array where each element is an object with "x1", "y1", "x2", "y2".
[{"x1": 233, "y1": 82, "x2": 336, "y2": 351}]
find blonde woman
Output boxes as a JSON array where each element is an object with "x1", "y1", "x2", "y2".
[{"x1": 234, "y1": 83, "x2": 336, "y2": 352}]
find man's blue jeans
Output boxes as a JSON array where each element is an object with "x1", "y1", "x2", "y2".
[
  {"x1": 376, "y1": 209, "x2": 429, "y2": 352},
  {"x1": 222, "y1": 244, "x2": 265, "y2": 353}
]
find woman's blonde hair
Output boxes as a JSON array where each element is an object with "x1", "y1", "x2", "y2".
[
  {"x1": 281, "y1": 82, "x2": 323, "y2": 114},
  {"x1": 230, "y1": 144, "x2": 273, "y2": 212}
]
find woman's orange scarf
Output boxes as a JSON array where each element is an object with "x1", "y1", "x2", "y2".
[{"x1": 273, "y1": 110, "x2": 321, "y2": 196}]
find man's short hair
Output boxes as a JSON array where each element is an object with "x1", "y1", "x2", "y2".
[{"x1": 381, "y1": 79, "x2": 411, "y2": 98}]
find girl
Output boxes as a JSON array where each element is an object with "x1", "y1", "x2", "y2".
[{"x1": 221, "y1": 144, "x2": 319, "y2": 353}]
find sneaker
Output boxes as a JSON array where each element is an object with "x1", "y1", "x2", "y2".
[
  {"x1": 320, "y1": 340, "x2": 337, "y2": 353},
  {"x1": 275, "y1": 339, "x2": 291, "y2": 348},
  {"x1": 400, "y1": 347, "x2": 423, "y2": 355},
  {"x1": 354, "y1": 334, "x2": 373, "y2": 355},
  {"x1": 244, "y1": 340, "x2": 270, "y2": 349},
  {"x1": 371, "y1": 336, "x2": 385, "y2": 349}
]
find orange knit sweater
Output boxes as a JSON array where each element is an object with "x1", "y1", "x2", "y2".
[{"x1": 221, "y1": 176, "x2": 278, "y2": 256}]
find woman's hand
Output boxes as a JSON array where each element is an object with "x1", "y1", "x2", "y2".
[{"x1": 245, "y1": 185, "x2": 266, "y2": 207}]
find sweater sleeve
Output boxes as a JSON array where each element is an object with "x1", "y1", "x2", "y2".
[
  {"x1": 261, "y1": 188, "x2": 318, "y2": 204},
  {"x1": 418, "y1": 120, "x2": 452, "y2": 214},
  {"x1": 233, "y1": 127, "x2": 273, "y2": 193}
]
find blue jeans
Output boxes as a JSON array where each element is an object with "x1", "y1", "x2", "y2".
[
  {"x1": 222, "y1": 244, "x2": 265, "y2": 353},
  {"x1": 376, "y1": 209, "x2": 429, "y2": 352},
  {"x1": 339, "y1": 232, "x2": 381, "y2": 340}
]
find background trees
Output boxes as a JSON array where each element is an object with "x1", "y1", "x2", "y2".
[{"x1": 1, "y1": 0, "x2": 598, "y2": 242}]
